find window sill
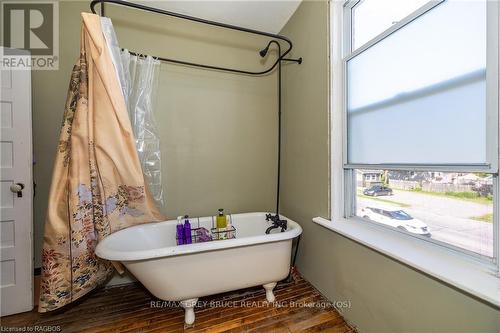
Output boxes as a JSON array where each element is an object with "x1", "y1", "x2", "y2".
[{"x1": 312, "y1": 216, "x2": 500, "y2": 309}]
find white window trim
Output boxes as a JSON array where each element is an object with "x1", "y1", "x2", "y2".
[
  {"x1": 313, "y1": 216, "x2": 500, "y2": 308},
  {"x1": 316, "y1": 0, "x2": 500, "y2": 309}
]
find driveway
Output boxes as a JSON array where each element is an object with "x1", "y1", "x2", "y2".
[{"x1": 357, "y1": 189, "x2": 493, "y2": 257}]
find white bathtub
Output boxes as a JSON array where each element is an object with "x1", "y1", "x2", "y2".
[{"x1": 95, "y1": 212, "x2": 302, "y2": 325}]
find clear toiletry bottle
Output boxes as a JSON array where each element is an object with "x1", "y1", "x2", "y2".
[
  {"x1": 176, "y1": 216, "x2": 185, "y2": 245},
  {"x1": 226, "y1": 215, "x2": 234, "y2": 239},
  {"x1": 216, "y1": 208, "x2": 227, "y2": 240}
]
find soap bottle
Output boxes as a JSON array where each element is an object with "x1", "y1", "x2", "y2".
[
  {"x1": 184, "y1": 215, "x2": 192, "y2": 244},
  {"x1": 226, "y1": 215, "x2": 234, "y2": 239},
  {"x1": 216, "y1": 209, "x2": 227, "y2": 240},
  {"x1": 176, "y1": 216, "x2": 185, "y2": 245}
]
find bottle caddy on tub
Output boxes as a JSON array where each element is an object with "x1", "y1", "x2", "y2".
[{"x1": 176, "y1": 209, "x2": 234, "y2": 245}]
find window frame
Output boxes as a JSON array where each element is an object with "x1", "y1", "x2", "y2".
[{"x1": 329, "y1": 0, "x2": 500, "y2": 273}]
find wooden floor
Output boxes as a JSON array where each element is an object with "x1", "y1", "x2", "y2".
[{"x1": 1, "y1": 271, "x2": 354, "y2": 333}]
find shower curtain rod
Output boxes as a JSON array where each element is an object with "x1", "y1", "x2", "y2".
[{"x1": 90, "y1": 0, "x2": 302, "y2": 75}]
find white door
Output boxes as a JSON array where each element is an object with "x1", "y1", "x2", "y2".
[{"x1": 0, "y1": 48, "x2": 33, "y2": 316}]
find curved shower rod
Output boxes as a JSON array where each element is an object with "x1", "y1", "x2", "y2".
[{"x1": 90, "y1": 0, "x2": 302, "y2": 75}]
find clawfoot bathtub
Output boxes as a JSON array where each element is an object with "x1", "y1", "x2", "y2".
[{"x1": 95, "y1": 212, "x2": 302, "y2": 325}]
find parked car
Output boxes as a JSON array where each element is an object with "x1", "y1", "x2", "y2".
[
  {"x1": 363, "y1": 185, "x2": 393, "y2": 196},
  {"x1": 360, "y1": 207, "x2": 431, "y2": 236}
]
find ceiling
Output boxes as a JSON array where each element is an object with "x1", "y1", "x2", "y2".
[{"x1": 130, "y1": 0, "x2": 302, "y2": 34}]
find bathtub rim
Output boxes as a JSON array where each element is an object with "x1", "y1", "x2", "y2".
[{"x1": 95, "y1": 212, "x2": 302, "y2": 261}]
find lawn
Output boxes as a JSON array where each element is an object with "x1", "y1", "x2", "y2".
[
  {"x1": 357, "y1": 193, "x2": 411, "y2": 208},
  {"x1": 407, "y1": 189, "x2": 493, "y2": 205},
  {"x1": 470, "y1": 213, "x2": 493, "y2": 223}
]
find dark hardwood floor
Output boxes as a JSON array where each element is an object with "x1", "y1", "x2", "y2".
[{"x1": 1, "y1": 270, "x2": 355, "y2": 332}]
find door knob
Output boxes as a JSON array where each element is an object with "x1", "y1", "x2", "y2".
[{"x1": 10, "y1": 183, "x2": 25, "y2": 197}]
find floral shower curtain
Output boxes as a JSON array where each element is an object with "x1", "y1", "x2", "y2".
[{"x1": 39, "y1": 13, "x2": 163, "y2": 312}]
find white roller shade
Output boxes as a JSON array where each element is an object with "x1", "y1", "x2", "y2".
[{"x1": 346, "y1": 0, "x2": 489, "y2": 167}]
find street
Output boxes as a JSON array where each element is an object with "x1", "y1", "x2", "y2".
[{"x1": 357, "y1": 189, "x2": 493, "y2": 258}]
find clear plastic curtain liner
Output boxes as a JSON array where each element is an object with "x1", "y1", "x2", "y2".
[
  {"x1": 100, "y1": 17, "x2": 129, "y2": 103},
  {"x1": 100, "y1": 18, "x2": 165, "y2": 209},
  {"x1": 127, "y1": 55, "x2": 164, "y2": 209}
]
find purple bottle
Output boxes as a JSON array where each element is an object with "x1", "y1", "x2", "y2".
[
  {"x1": 176, "y1": 217, "x2": 185, "y2": 245},
  {"x1": 184, "y1": 215, "x2": 192, "y2": 244}
]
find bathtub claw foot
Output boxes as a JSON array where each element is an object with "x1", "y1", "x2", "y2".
[
  {"x1": 180, "y1": 298, "x2": 198, "y2": 325},
  {"x1": 263, "y1": 282, "x2": 277, "y2": 302}
]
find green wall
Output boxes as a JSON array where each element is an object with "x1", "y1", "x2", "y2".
[
  {"x1": 280, "y1": 1, "x2": 500, "y2": 332},
  {"x1": 28, "y1": 1, "x2": 500, "y2": 330},
  {"x1": 32, "y1": 1, "x2": 278, "y2": 268}
]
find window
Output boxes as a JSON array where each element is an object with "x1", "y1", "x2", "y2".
[
  {"x1": 356, "y1": 170, "x2": 494, "y2": 258},
  {"x1": 351, "y1": 0, "x2": 429, "y2": 50},
  {"x1": 332, "y1": 0, "x2": 499, "y2": 274}
]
